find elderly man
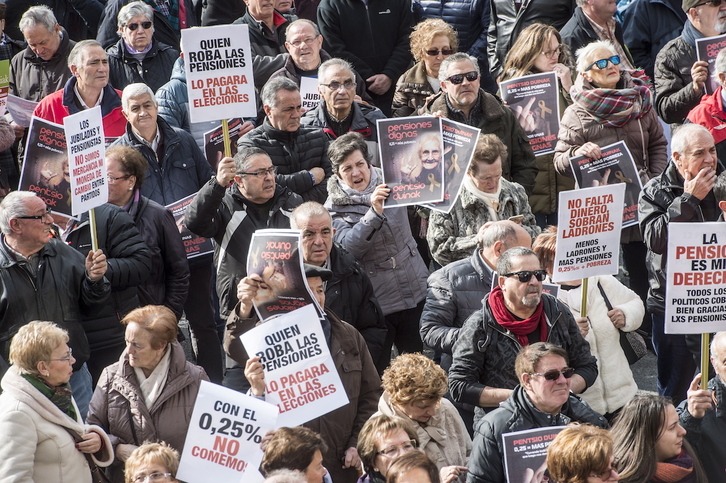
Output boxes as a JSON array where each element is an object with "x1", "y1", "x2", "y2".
[
  {"x1": 270, "y1": 20, "x2": 372, "y2": 104},
  {"x1": 301, "y1": 58, "x2": 386, "y2": 142},
  {"x1": 655, "y1": 0, "x2": 726, "y2": 124},
  {"x1": 106, "y1": 1, "x2": 178, "y2": 92},
  {"x1": 230, "y1": 264, "x2": 381, "y2": 483},
  {"x1": 639, "y1": 123, "x2": 722, "y2": 404},
  {"x1": 421, "y1": 53, "x2": 537, "y2": 195},
  {"x1": 448, "y1": 247, "x2": 598, "y2": 426},
  {"x1": 110, "y1": 82, "x2": 225, "y2": 384},
  {"x1": 239, "y1": 77, "x2": 332, "y2": 203},
  {"x1": 0, "y1": 191, "x2": 110, "y2": 417},
  {"x1": 559, "y1": 0, "x2": 634, "y2": 70},
  {"x1": 467, "y1": 342, "x2": 608, "y2": 483},
  {"x1": 290, "y1": 201, "x2": 387, "y2": 369},
  {"x1": 33, "y1": 39, "x2": 126, "y2": 138},
  {"x1": 679, "y1": 331, "x2": 726, "y2": 483}
]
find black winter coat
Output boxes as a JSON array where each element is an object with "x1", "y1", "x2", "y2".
[
  {"x1": 63, "y1": 204, "x2": 152, "y2": 352},
  {"x1": 233, "y1": 10, "x2": 289, "y2": 58},
  {"x1": 10, "y1": 28, "x2": 75, "y2": 102},
  {"x1": 654, "y1": 33, "x2": 700, "y2": 124},
  {"x1": 448, "y1": 293, "x2": 599, "y2": 424},
  {"x1": 300, "y1": 100, "x2": 386, "y2": 142},
  {"x1": 238, "y1": 120, "x2": 333, "y2": 203},
  {"x1": 6, "y1": 0, "x2": 103, "y2": 41},
  {"x1": 559, "y1": 7, "x2": 633, "y2": 66},
  {"x1": 106, "y1": 38, "x2": 179, "y2": 93}
]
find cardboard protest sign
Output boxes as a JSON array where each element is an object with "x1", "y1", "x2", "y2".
[
  {"x1": 551, "y1": 184, "x2": 625, "y2": 283},
  {"x1": 696, "y1": 34, "x2": 726, "y2": 96},
  {"x1": 0, "y1": 60, "x2": 9, "y2": 116},
  {"x1": 664, "y1": 222, "x2": 726, "y2": 334},
  {"x1": 177, "y1": 381, "x2": 279, "y2": 483},
  {"x1": 182, "y1": 24, "x2": 256, "y2": 122},
  {"x1": 204, "y1": 118, "x2": 243, "y2": 171},
  {"x1": 423, "y1": 119, "x2": 480, "y2": 213},
  {"x1": 166, "y1": 194, "x2": 214, "y2": 259},
  {"x1": 569, "y1": 141, "x2": 641, "y2": 228},
  {"x1": 378, "y1": 116, "x2": 444, "y2": 207},
  {"x1": 240, "y1": 304, "x2": 349, "y2": 426},
  {"x1": 20, "y1": 117, "x2": 72, "y2": 216},
  {"x1": 502, "y1": 426, "x2": 565, "y2": 483},
  {"x1": 247, "y1": 229, "x2": 322, "y2": 321},
  {"x1": 64, "y1": 106, "x2": 107, "y2": 216},
  {"x1": 500, "y1": 72, "x2": 560, "y2": 156},
  {"x1": 300, "y1": 76, "x2": 321, "y2": 112},
  {"x1": 7, "y1": 94, "x2": 38, "y2": 128}
]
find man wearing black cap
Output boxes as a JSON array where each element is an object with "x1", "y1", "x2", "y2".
[{"x1": 227, "y1": 264, "x2": 381, "y2": 483}]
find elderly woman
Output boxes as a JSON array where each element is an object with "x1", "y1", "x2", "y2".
[
  {"x1": 546, "y1": 425, "x2": 619, "y2": 483},
  {"x1": 427, "y1": 134, "x2": 539, "y2": 267},
  {"x1": 325, "y1": 132, "x2": 429, "y2": 367},
  {"x1": 261, "y1": 427, "x2": 329, "y2": 483},
  {"x1": 0, "y1": 321, "x2": 113, "y2": 482},
  {"x1": 105, "y1": 145, "x2": 190, "y2": 319},
  {"x1": 378, "y1": 354, "x2": 470, "y2": 483},
  {"x1": 124, "y1": 442, "x2": 180, "y2": 483},
  {"x1": 87, "y1": 305, "x2": 208, "y2": 483},
  {"x1": 392, "y1": 19, "x2": 457, "y2": 117},
  {"x1": 106, "y1": 1, "x2": 179, "y2": 92},
  {"x1": 613, "y1": 396, "x2": 707, "y2": 483},
  {"x1": 467, "y1": 343, "x2": 608, "y2": 483},
  {"x1": 357, "y1": 414, "x2": 420, "y2": 483},
  {"x1": 386, "y1": 452, "x2": 441, "y2": 483},
  {"x1": 533, "y1": 226, "x2": 643, "y2": 419},
  {"x1": 554, "y1": 40, "x2": 666, "y2": 333},
  {"x1": 500, "y1": 23, "x2": 576, "y2": 228}
]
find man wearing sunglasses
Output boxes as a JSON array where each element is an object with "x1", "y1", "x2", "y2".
[
  {"x1": 655, "y1": 0, "x2": 726, "y2": 124},
  {"x1": 421, "y1": 53, "x2": 537, "y2": 195},
  {"x1": 448, "y1": 246, "x2": 598, "y2": 428}
]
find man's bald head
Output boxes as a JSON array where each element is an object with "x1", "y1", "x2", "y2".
[{"x1": 477, "y1": 220, "x2": 532, "y2": 268}]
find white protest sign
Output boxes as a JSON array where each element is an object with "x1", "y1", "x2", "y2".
[
  {"x1": 551, "y1": 184, "x2": 625, "y2": 282},
  {"x1": 64, "y1": 106, "x2": 107, "y2": 216},
  {"x1": 177, "y1": 380, "x2": 279, "y2": 483},
  {"x1": 664, "y1": 222, "x2": 726, "y2": 334},
  {"x1": 240, "y1": 304, "x2": 349, "y2": 426},
  {"x1": 182, "y1": 24, "x2": 256, "y2": 122},
  {"x1": 300, "y1": 76, "x2": 320, "y2": 112}
]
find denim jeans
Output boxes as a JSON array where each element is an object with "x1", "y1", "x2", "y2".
[
  {"x1": 70, "y1": 362, "x2": 93, "y2": 421},
  {"x1": 651, "y1": 313, "x2": 696, "y2": 405}
]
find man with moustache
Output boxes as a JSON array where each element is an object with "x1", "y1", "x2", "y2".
[
  {"x1": 655, "y1": 0, "x2": 726, "y2": 124},
  {"x1": 448, "y1": 247, "x2": 598, "y2": 427},
  {"x1": 421, "y1": 53, "x2": 536, "y2": 194}
]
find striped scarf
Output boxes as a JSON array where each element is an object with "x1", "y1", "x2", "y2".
[{"x1": 571, "y1": 71, "x2": 653, "y2": 128}]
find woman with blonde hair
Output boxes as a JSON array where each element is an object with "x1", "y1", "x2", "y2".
[
  {"x1": 0, "y1": 321, "x2": 113, "y2": 482},
  {"x1": 357, "y1": 414, "x2": 420, "y2": 483},
  {"x1": 546, "y1": 425, "x2": 619, "y2": 482},
  {"x1": 392, "y1": 19, "x2": 458, "y2": 117},
  {"x1": 124, "y1": 442, "x2": 180, "y2": 483}
]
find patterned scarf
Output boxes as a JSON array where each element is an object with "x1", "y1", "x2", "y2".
[
  {"x1": 22, "y1": 373, "x2": 78, "y2": 421},
  {"x1": 144, "y1": 0, "x2": 181, "y2": 35},
  {"x1": 488, "y1": 286, "x2": 547, "y2": 346},
  {"x1": 571, "y1": 71, "x2": 653, "y2": 127},
  {"x1": 338, "y1": 167, "x2": 380, "y2": 206},
  {"x1": 652, "y1": 449, "x2": 696, "y2": 483}
]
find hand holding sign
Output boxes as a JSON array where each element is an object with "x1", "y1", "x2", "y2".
[
  {"x1": 574, "y1": 142, "x2": 602, "y2": 160},
  {"x1": 691, "y1": 60, "x2": 709, "y2": 94},
  {"x1": 686, "y1": 373, "x2": 713, "y2": 418},
  {"x1": 371, "y1": 184, "x2": 390, "y2": 215},
  {"x1": 245, "y1": 356, "x2": 266, "y2": 397},
  {"x1": 216, "y1": 156, "x2": 236, "y2": 187},
  {"x1": 236, "y1": 275, "x2": 263, "y2": 318},
  {"x1": 85, "y1": 249, "x2": 107, "y2": 281}
]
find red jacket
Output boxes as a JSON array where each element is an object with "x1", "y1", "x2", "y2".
[
  {"x1": 687, "y1": 85, "x2": 726, "y2": 145},
  {"x1": 33, "y1": 77, "x2": 127, "y2": 138}
]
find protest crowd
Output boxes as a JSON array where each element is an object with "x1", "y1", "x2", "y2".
[{"x1": 4, "y1": 0, "x2": 726, "y2": 481}]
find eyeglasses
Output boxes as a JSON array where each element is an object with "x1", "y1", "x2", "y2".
[
  {"x1": 320, "y1": 79, "x2": 356, "y2": 91},
  {"x1": 127, "y1": 21, "x2": 152, "y2": 31},
  {"x1": 131, "y1": 472, "x2": 172, "y2": 483},
  {"x1": 425, "y1": 48, "x2": 454, "y2": 57},
  {"x1": 530, "y1": 367, "x2": 576, "y2": 381},
  {"x1": 540, "y1": 46, "x2": 562, "y2": 58},
  {"x1": 107, "y1": 174, "x2": 131, "y2": 183},
  {"x1": 589, "y1": 466, "x2": 619, "y2": 481},
  {"x1": 377, "y1": 440, "x2": 418, "y2": 457},
  {"x1": 16, "y1": 208, "x2": 53, "y2": 220},
  {"x1": 48, "y1": 348, "x2": 73, "y2": 363},
  {"x1": 239, "y1": 166, "x2": 277, "y2": 177},
  {"x1": 693, "y1": 0, "x2": 722, "y2": 7},
  {"x1": 445, "y1": 71, "x2": 479, "y2": 85},
  {"x1": 288, "y1": 36, "x2": 319, "y2": 48},
  {"x1": 585, "y1": 55, "x2": 621, "y2": 71},
  {"x1": 502, "y1": 269, "x2": 547, "y2": 283}
]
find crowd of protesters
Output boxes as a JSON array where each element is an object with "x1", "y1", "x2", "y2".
[{"x1": 1, "y1": 0, "x2": 726, "y2": 481}]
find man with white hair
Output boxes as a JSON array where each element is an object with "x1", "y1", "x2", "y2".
[
  {"x1": 33, "y1": 39, "x2": 127, "y2": 138},
  {"x1": 639, "y1": 123, "x2": 722, "y2": 403}
]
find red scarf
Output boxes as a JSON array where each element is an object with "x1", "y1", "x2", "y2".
[{"x1": 488, "y1": 286, "x2": 547, "y2": 346}]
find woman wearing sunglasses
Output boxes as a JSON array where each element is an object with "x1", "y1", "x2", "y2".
[
  {"x1": 107, "y1": 1, "x2": 178, "y2": 92},
  {"x1": 467, "y1": 342, "x2": 609, "y2": 483},
  {"x1": 392, "y1": 19, "x2": 457, "y2": 117},
  {"x1": 553, "y1": 40, "x2": 667, "y2": 335}
]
